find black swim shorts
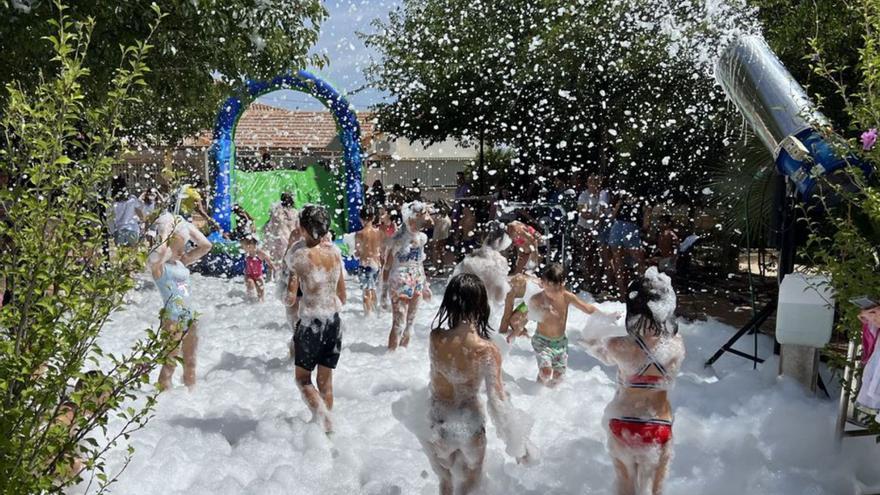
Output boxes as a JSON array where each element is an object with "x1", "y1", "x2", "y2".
[{"x1": 294, "y1": 313, "x2": 343, "y2": 371}]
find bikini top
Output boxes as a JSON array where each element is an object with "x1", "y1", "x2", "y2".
[{"x1": 620, "y1": 334, "x2": 670, "y2": 390}]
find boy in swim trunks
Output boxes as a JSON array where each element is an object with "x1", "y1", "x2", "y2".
[
  {"x1": 286, "y1": 205, "x2": 346, "y2": 433},
  {"x1": 514, "y1": 263, "x2": 618, "y2": 387},
  {"x1": 240, "y1": 236, "x2": 276, "y2": 302},
  {"x1": 355, "y1": 205, "x2": 384, "y2": 316}
]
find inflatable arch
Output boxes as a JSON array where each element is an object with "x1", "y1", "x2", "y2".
[{"x1": 209, "y1": 69, "x2": 364, "y2": 233}]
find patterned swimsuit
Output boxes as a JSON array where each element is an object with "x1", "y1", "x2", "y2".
[{"x1": 389, "y1": 231, "x2": 427, "y2": 299}]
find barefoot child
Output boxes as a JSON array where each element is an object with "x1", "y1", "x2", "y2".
[
  {"x1": 241, "y1": 236, "x2": 276, "y2": 302},
  {"x1": 150, "y1": 214, "x2": 212, "y2": 391},
  {"x1": 581, "y1": 267, "x2": 684, "y2": 495},
  {"x1": 286, "y1": 205, "x2": 346, "y2": 433},
  {"x1": 383, "y1": 201, "x2": 433, "y2": 350},
  {"x1": 512, "y1": 263, "x2": 618, "y2": 386},
  {"x1": 426, "y1": 273, "x2": 533, "y2": 494},
  {"x1": 355, "y1": 205, "x2": 384, "y2": 316}
]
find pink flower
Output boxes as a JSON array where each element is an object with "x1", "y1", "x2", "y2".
[{"x1": 861, "y1": 128, "x2": 877, "y2": 150}]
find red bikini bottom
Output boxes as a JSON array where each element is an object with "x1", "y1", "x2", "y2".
[{"x1": 609, "y1": 418, "x2": 672, "y2": 447}]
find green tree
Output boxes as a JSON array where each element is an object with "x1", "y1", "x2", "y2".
[
  {"x1": 0, "y1": 0, "x2": 325, "y2": 144},
  {"x1": 0, "y1": 5, "x2": 181, "y2": 492},
  {"x1": 795, "y1": 0, "x2": 880, "y2": 432},
  {"x1": 365, "y1": 0, "x2": 744, "y2": 202},
  {"x1": 747, "y1": 0, "x2": 864, "y2": 129}
]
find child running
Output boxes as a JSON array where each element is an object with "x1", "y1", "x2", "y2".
[
  {"x1": 150, "y1": 214, "x2": 212, "y2": 391},
  {"x1": 383, "y1": 201, "x2": 432, "y2": 350},
  {"x1": 240, "y1": 236, "x2": 276, "y2": 302},
  {"x1": 581, "y1": 267, "x2": 684, "y2": 495},
  {"x1": 511, "y1": 262, "x2": 618, "y2": 386},
  {"x1": 426, "y1": 273, "x2": 533, "y2": 494},
  {"x1": 286, "y1": 205, "x2": 346, "y2": 434},
  {"x1": 355, "y1": 205, "x2": 384, "y2": 316}
]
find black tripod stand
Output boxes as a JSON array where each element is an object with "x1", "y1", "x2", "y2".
[{"x1": 705, "y1": 175, "x2": 795, "y2": 368}]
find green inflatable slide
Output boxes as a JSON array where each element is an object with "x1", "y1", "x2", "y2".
[{"x1": 232, "y1": 165, "x2": 346, "y2": 236}]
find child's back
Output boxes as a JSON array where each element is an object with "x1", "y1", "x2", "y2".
[
  {"x1": 356, "y1": 223, "x2": 384, "y2": 268},
  {"x1": 532, "y1": 290, "x2": 571, "y2": 339},
  {"x1": 290, "y1": 242, "x2": 343, "y2": 319}
]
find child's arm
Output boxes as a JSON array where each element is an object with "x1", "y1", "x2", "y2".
[
  {"x1": 565, "y1": 291, "x2": 598, "y2": 315},
  {"x1": 180, "y1": 226, "x2": 212, "y2": 266},
  {"x1": 566, "y1": 291, "x2": 621, "y2": 319},
  {"x1": 257, "y1": 248, "x2": 276, "y2": 271},
  {"x1": 336, "y1": 253, "x2": 347, "y2": 305},
  {"x1": 481, "y1": 344, "x2": 533, "y2": 463},
  {"x1": 149, "y1": 245, "x2": 173, "y2": 280},
  {"x1": 382, "y1": 246, "x2": 393, "y2": 284},
  {"x1": 580, "y1": 335, "x2": 619, "y2": 366},
  {"x1": 286, "y1": 271, "x2": 299, "y2": 307}
]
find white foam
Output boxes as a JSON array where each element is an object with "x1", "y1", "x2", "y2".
[
  {"x1": 452, "y1": 247, "x2": 511, "y2": 306},
  {"x1": 83, "y1": 273, "x2": 880, "y2": 494}
]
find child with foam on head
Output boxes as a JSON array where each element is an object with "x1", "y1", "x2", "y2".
[
  {"x1": 149, "y1": 214, "x2": 212, "y2": 391},
  {"x1": 355, "y1": 205, "x2": 384, "y2": 316},
  {"x1": 383, "y1": 200, "x2": 433, "y2": 351},
  {"x1": 240, "y1": 236, "x2": 276, "y2": 302},
  {"x1": 286, "y1": 205, "x2": 347, "y2": 434},
  {"x1": 452, "y1": 220, "x2": 512, "y2": 306},
  {"x1": 581, "y1": 267, "x2": 684, "y2": 495},
  {"x1": 511, "y1": 262, "x2": 620, "y2": 387},
  {"x1": 426, "y1": 273, "x2": 534, "y2": 495}
]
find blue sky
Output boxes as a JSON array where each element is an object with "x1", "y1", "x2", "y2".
[{"x1": 258, "y1": 0, "x2": 397, "y2": 111}]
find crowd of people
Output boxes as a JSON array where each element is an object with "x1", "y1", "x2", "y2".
[{"x1": 101, "y1": 170, "x2": 687, "y2": 495}]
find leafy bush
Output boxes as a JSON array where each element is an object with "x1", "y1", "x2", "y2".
[
  {"x1": 799, "y1": 0, "x2": 880, "y2": 430},
  {"x1": 0, "y1": 3, "x2": 177, "y2": 493}
]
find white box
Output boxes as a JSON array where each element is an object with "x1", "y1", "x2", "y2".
[{"x1": 776, "y1": 273, "x2": 835, "y2": 347}]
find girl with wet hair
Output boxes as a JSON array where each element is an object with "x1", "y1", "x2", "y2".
[
  {"x1": 425, "y1": 273, "x2": 533, "y2": 495},
  {"x1": 581, "y1": 267, "x2": 684, "y2": 495},
  {"x1": 431, "y1": 273, "x2": 493, "y2": 339}
]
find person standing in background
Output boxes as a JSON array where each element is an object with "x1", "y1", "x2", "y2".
[
  {"x1": 608, "y1": 189, "x2": 649, "y2": 300},
  {"x1": 110, "y1": 177, "x2": 145, "y2": 248},
  {"x1": 366, "y1": 179, "x2": 386, "y2": 207},
  {"x1": 576, "y1": 174, "x2": 611, "y2": 294},
  {"x1": 262, "y1": 192, "x2": 300, "y2": 276}
]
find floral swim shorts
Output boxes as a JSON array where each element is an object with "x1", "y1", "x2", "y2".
[
  {"x1": 532, "y1": 333, "x2": 569, "y2": 370},
  {"x1": 390, "y1": 265, "x2": 426, "y2": 300}
]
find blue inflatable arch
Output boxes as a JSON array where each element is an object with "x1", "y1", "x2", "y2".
[{"x1": 209, "y1": 69, "x2": 364, "y2": 233}]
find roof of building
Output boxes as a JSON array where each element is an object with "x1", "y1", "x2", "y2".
[
  {"x1": 182, "y1": 103, "x2": 476, "y2": 160},
  {"x1": 185, "y1": 103, "x2": 377, "y2": 152}
]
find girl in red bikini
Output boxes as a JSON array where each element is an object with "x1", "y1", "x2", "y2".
[
  {"x1": 581, "y1": 267, "x2": 684, "y2": 495},
  {"x1": 506, "y1": 220, "x2": 540, "y2": 275}
]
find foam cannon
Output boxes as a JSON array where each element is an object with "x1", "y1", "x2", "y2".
[
  {"x1": 706, "y1": 36, "x2": 870, "y2": 391},
  {"x1": 715, "y1": 35, "x2": 868, "y2": 197}
]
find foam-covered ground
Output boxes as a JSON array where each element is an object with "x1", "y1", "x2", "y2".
[{"x1": 84, "y1": 273, "x2": 879, "y2": 494}]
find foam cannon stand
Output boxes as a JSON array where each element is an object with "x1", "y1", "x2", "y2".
[{"x1": 704, "y1": 36, "x2": 870, "y2": 391}]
